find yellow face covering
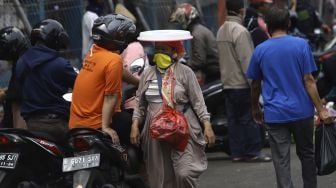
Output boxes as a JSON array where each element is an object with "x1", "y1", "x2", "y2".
[{"x1": 153, "y1": 53, "x2": 172, "y2": 69}]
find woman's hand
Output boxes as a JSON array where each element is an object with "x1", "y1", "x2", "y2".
[
  {"x1": 130, "y1": 120, "x2": 140, "y2": 146},
  {"x1": 102, "y1": 127, "x2": 120, "y2": 144},
  {"x1": 203, "y1": 121, "x2": 215, "y2": 147}
]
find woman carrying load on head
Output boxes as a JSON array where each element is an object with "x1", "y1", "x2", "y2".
[{"x1": 130, "y1": 30, "x2": 215, "y2": 188}]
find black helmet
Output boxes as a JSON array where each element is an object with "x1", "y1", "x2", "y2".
[
  {"x1": 0, "y1": 26, "x2": 29, "y2": 61},
  {"x1": 92, "y1": 13, "x2": 136, "y2": 52},
  {"x1": 30, "y1": 19, "x2": 69, "y2": 51}
]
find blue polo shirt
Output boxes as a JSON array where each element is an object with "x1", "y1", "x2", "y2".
[{"x1": 247, "y1": 35, "x2": 317, "y2": 123}]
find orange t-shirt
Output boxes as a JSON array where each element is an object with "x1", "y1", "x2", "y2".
[{"x1": 69, "y1": 45, "x2": 122, "y2": 129}]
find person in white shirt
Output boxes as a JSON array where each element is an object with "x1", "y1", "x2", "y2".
[{"x1": 82, "y1": 0, "x2": 104, "y2": 60}]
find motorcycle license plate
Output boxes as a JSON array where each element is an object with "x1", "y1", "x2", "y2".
[
  {"x1": 0, "y1": 153, "x2": 19, "y2": 169},
  {"x1": 62, "y1": 153, "x2": 100, "y2": 172}
]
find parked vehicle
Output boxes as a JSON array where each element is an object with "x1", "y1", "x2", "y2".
[
  {"x1": 0, "y1": 128, "x2": 72, "y2": 188},
  {"x1": 64, "y1": 128, "x2": 145, "y2": 188},
  {"x1": 313, "y1": 45, "x2": 336, "y2": 97}
]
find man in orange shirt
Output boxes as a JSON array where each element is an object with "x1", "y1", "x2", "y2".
[{"x1": 69, "y1": 14, "x2": 136, "y2": 144}]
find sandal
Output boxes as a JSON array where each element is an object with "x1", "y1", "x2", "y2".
[{"x1": 245, "y1": 154, "x2": 272, "y2": 163}]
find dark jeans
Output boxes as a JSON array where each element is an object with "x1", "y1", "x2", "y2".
[
  {"x1": 26, "y1": 113, "x2": 68, "y2": 143},
  {"x1": 266, "y1": 117, "x2": 316, "y2": 188},
  {"x1": 111, "y1": 111, "x2": 133, "y2": 145},
  {"x1": 225, "y1": 89, "x2": 262, "y2": 158}
]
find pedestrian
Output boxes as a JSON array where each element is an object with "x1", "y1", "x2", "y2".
[
  {"x1": 295, "y1": 0, "x2": 332, "y2": 49},
  {"x1": 321, "y1": 0, "x2": 335, "y2": 29},
  {"x1": 244, "y1": 0, "x2": 273, "y2": 47},
  {"x1": 216, "y1": 0, "x2": 271, "y2": 163},
  {"x1": 0, "y1": 26, "x2": 29, "y2": 129},
  {"x1": 130, "y1": 30, "x2": 215, "y2": 188},
  {"x1": 69, "y1": 14, "x2": 137, "y2": 145},
  {"x1": 82, "y1": 0, "x2": 139, "y2": 86},
  {"x1": 121, "y1": 32, "x2": 149, "y2": 111},
  {"x1": 82, "y1": 0, "x2": 105, "y2": 60},
  {"x1": 16, "y1": 19, "x2": 77, "y2": 142},
  {"x1": 169, "y1": 3, "x2": 220, "y2": 84},
  {"x1": 247, "y1": 5, "x2": 332, "y2": 188}
]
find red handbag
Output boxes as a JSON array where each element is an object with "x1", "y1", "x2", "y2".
[{"x1": 149, "y1": 67, "x2": 189, "y2": 152}]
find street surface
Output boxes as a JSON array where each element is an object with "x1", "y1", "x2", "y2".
[{"x1": 199, "y1": 145, "x2": 336, "y2": 188}]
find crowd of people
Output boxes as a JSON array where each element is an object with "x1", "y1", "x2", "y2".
[{"x1": 0, "y1": 0, "x2": 335, "y2": 187}]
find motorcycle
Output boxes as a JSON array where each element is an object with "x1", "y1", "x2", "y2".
[
  {"x1": 60, "y1": 55, "x2": 147, "y2": 188},
  {"x1": 313, "y1": 45, "x2": 336, "y2": 97},
  {"x1": 63, "y1": 128, "x2": 145, "y2": 188},
  {"x1": 0, "y1": 128, "x2": 72, "y2": 188}
]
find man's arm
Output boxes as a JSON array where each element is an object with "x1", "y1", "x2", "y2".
[
  {"x1": 102, "y1": 93, "x2": 120, "y2": 144},
  {"x1": 235, "y1": 30, "x2": 254, "y2": 86},
  {"x1": 304, "y1": 74, "x2": 324, "y2": 112},
  {"x1": 250, "y1": 80, "x2": 263, "y2": 124},
  {"x1": 304, "y1": 74, "x2": 332, "y2": 123},
  {"x1": 122, "y1": 68, "x2": 139, "y2": 87}
]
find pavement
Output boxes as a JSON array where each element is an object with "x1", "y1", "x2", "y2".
[{"x1": 199, "y1": 145, "x2": 336, "y2": 188}]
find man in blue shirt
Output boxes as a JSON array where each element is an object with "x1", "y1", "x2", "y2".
[{"x1": 247, "y1": 5, "x2": 332, "y2": 188}]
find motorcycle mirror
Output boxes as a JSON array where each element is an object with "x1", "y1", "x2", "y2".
[
  {"x1": 63, "y1": 92, "x2": 72, "y2": 102},
  {"x1": 73, "y1": 67, "x2": 79, "y2": 74},
  {"x1": 130, "y1": 58, "x2": 145, "y2": 74}
]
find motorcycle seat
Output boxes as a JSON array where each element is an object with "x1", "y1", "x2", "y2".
[
  {"x1": 0, "y1": 128, "x2": 34, "y2": 137},
  {"x1": 30, "y1": 131, "x2": 59, "y2": 143},
  {"x1": 0, "y1": 128, "x2": 59, "y2": 143},
  {"x1": 67, "y1": 127, "x2": 110, "y2": 140}
]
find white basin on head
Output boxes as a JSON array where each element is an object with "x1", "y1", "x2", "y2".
[{"x1": 137, "y1": 30, "x2": 193, "y2": 42}]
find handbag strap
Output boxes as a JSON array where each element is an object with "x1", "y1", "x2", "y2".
[{"x1": 155, "y1": 68, "x2": 172, "y2": 107}]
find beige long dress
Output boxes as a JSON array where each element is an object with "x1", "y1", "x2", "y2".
[{"x1": 132, "y1": 63, "x2": 210, "y2": 188}]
